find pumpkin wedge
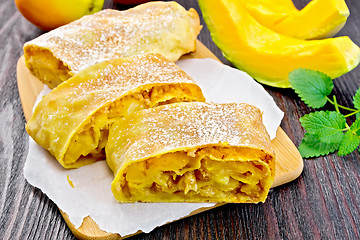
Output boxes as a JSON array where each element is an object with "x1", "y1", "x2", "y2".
[
  {"x1": 199, "y1": 0, "x2": 360, "y2": 88},
  {"x1": 241, "y1": 0, "x2": 298, "y2": 28},
  {"x1": 243, "y1": 0, "x2": 349, "y2": 39}
]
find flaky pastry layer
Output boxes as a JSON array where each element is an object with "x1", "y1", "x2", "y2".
[
  {"x1": 106, "y1": 102, "x2": 275, "y2": 203},
  {"x1": 23, "y1": 1, "x2": 202, "y2": 89},
  {"x1": 26, "y1": 53, "x2": 205, "y2": 168}
]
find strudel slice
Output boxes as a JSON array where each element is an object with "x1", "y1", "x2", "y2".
[
  {"x1": 23, "y1": 1, "x2": 202, "y2": 89},
  {"x1": 26, "y1": 53, "x2": 205, "y2": 169},
  {"x1": 106, "y1": 102, "x2": 275, "y2": 203}
]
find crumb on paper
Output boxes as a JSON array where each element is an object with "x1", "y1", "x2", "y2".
[{"x1": 67, "y1": 175, "x2": 75, "y2": 188}]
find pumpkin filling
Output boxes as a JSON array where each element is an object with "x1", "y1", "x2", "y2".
[
  {"x1": 63, "y1": 85, "x2": 200, "y2": 166},
  {"x1": 113, "y1": 147, "x2": 273, "y2": 203},
  {"x1": 25, "y1": 47, "x2": 73, "y2": 89}
]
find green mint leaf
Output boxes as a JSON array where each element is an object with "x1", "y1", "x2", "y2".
[
  {"x1": 339, "y1": 119, "x2": 360, "y2": 155},
  {"x1": 352, "y1": 88, "x2": 360, "y2": 119},
  {"x1": 300, "y1": 111, "x2": 345, "y2": 144},
  {"x1": 350, "y1": 118, "x2": 360, "y2": 135},
  {"x1": 356, "y1": 112, "x2": 360, "y2": 120},
  {"x1": 338, "y1": 130, "x2": 360, "y2": 156},
  {"x1": 289, "y1": 68, "x2": 333, "y2": 109},
  {"x1": 299, "y1": 133, "x2": 339, "y2": 158},
  {"x1": 353, "y1": 88, "x2": 360, "y2": 110}
]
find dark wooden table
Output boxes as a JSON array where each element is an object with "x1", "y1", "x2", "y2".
[{"x1": 1, "y1": 0, "x2": 360, "y2": 239}]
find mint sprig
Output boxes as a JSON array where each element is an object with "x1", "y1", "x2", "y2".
[{"x1": 289, "y1": 68, "x2": 360, "y2": 158}]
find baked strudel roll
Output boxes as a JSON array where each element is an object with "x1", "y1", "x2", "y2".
[
  {"x1": 106, "y1": 102, "x2": 275, "y2": 203},
  {"x1": 23, "y1": 1, "x2": 202, "y2": 89},
  {"x1": 26, "y1": 53, "x2": 205, "y2": 169}
]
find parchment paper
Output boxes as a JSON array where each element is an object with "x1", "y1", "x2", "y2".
[{"x1": 24, "y1": 58, "x2": 284, "y2": 236}]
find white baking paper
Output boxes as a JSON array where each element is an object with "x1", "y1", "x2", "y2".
[{"x1": 24, "y1": 58, "x2": 284, "y2": 236}]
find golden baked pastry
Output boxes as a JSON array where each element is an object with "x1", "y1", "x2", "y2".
[
  {"x1": 23, "y1": 1, "x2": 202, "y2": 89},
  {"x1": 26, "y1": 53, "x2": 205, "y2": 169},
  {"x1": 106, "y1": 102, "x2": 275, "y2": 203}
]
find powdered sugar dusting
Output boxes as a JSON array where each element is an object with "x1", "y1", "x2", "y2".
[
  {"x1": 64, "y1": 53, "x2": 197, "y2": 106},
  {"x1": 109, "y1": 102, "x2": 273, "y2": 169},
  {"x1": 24, "y1": 2, "x2": 201, "y2": 73}
]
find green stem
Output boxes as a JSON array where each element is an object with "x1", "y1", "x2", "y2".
[
  {"x1": 333, "y1": 96, "x2": 351, "y2": 131},
  {"x1": 342, "y1": 127, "x2": 351, "y2": 132},
  {"x1": 326, "y1": 96, "x2": 357, "y2": 112},
  {"x1": 344, "y1": 110, "x2": 360, "y2": 118},
  {"x1": 333, "y1": 95, "x2": 340, "y2": 113}
]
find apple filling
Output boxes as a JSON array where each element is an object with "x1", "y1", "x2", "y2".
[
  {"x1": 113, "y1": 147, "x2": 274, "y2": 203},
  {"x1": 63, "y1": 85, "x2": 201, "y2": 166}
]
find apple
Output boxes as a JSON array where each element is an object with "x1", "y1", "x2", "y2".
[
  {"x1": 113, "y1": 0, "x2": 150, "y2": 5},
  {"x1": 15, "y1": 0, "x2": 105, "y2": 31}
]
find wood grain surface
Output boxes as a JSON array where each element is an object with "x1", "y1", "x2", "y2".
[{"x1": 1, "y1": 0, "x2": 360, "y2": 239}]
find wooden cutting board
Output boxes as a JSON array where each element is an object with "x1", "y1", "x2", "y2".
[{"x1": 17, "y1": 40, "x2": 303, "y2": 239}]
